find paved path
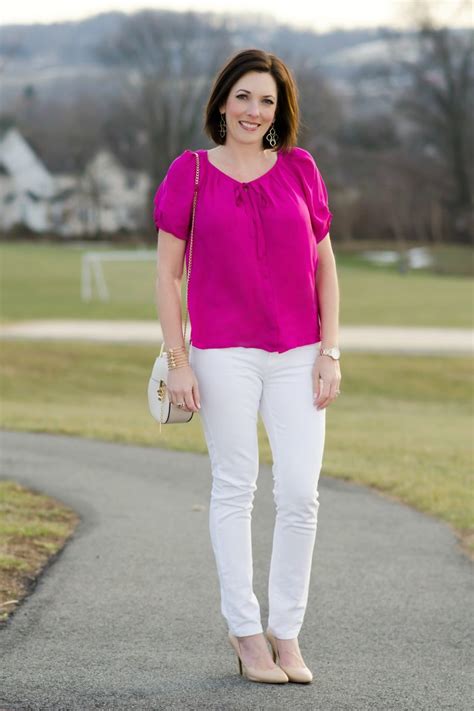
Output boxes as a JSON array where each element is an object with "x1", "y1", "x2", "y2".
[
  {"x1": 0, "y1": 320, "x2": 473, "y2": 354},
  {"x1": 0, "y1": 430, "x2": 472, "y2": 710}
]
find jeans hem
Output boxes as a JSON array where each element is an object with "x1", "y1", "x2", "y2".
[
  {"x1": 228, "y1": 623, "x2": 264, "y2": 637},
  {"x1": 267, "y1": 625, "x2": 302, "y2": 639}
]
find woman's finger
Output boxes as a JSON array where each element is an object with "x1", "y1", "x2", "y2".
[
  {"x1": 314, "y1": 377, "x2": 330, "y2": 408},
  {"x1": 193, "y1": 382, "x2": 201, "y2": 410},
  {"x1": 182, "y1": 388, "x2": 198, "y2": 412},
  {"x1": 325, "y1": 382, "x2": 339, "y2": 407},
  {"x1": 171, "y1": 389, "x2": 189, "y2": 410},
  {"x1": 319, "y1": 381, "x2": 341, "y2": 409},
  {"x1": 173, "y1": 393, "x2": 186, "y2": 409},
  {"x1": 183, "y1": 384, "x2": 202, "y2": 412},
  {"x1": 313, "y1": 375, "x2": 321, "y2": 401}
]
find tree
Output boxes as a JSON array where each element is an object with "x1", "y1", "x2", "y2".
[
  {"x1": 96, "y1": 10, "x2": 233, "y2": 187},
  {"x1": 391, "y1": 2, "x2": 473, "y2": 242}
]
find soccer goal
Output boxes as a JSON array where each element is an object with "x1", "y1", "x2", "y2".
[{"x1": 81, "y1": 250, "x2": 156, "y2": 301}]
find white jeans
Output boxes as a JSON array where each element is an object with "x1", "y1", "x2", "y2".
[{"x1": 189, "y1": 342, "x2": 326, "y2": 640}]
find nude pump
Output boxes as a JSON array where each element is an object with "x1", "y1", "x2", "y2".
[
  {"x1": 228, "y1": 632, "x2": 289, "y2": 683},
  {"x1": 265, "y1": 629, "x2": 313, "y2": 684}
]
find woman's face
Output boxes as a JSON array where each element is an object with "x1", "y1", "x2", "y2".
[{"x1": 219, "y1": 70, "x2": 278, "y2": 147}]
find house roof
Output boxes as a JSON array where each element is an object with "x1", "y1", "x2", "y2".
[{"x1": 0, "y1": 127, "x2": 56, "y2": 197}]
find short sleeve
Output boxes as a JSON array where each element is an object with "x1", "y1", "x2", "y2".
[
  {"x1": 292, "y1": 147, "x2": 333, "y2": 244},
  {"x1": 153, "y1": 150, "x2": 196, "y2": 240}
]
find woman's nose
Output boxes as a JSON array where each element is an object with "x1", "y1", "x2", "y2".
[{"x1": 246, "y1": 103, "x2": 260, "y2": 117}]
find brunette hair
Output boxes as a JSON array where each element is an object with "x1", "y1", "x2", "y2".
[{"x1": 204, "y1": 49, "x2": 299, "y2": 152}]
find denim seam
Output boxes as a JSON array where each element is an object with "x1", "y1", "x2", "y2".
[
  {"x1": 259, "y1": 366, "x2": 284, "y2": 633},
  {"x1": 197, "y1": 405, "x2": 230, "y2": 626}
]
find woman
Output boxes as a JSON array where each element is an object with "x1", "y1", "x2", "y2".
[{"x1": 154, "y1": 48, "x2": 341, "y2": 685}]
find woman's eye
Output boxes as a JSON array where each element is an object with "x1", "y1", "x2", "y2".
[{"x1": 236, "y1": 95, "x2": 274, "y2": 105}]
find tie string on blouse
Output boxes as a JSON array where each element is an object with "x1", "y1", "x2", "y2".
[{"x1": 233, "y1": 182, "x2": 270, "y2": 259}]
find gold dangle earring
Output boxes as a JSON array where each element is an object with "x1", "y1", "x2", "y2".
[
  {"x1": 219, "y1": 113, "x2": 227, "y2": 139},
  {"x1": 265, "y1": 122, "x2": 278, "y2": 148}
]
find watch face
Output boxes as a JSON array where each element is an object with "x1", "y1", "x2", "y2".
[{"x1": 322, "y1": 347, "x2": 340, "y2": 359}]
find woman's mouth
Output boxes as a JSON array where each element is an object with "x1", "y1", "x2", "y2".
[{"x1": 239, "y1": 121, "x2": 260, "y2": 132}]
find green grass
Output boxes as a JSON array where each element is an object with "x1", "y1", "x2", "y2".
[
  {"x1": 0, "y1": 479, "x2": 79, "y2": 622},
  {"x1": 0, "y1": 340, "x2": 472, "y2": 554},
  {"x1": 0, "y1": 241, "x2": 472, "y2": 327},
  {"x1": 335, "y1": 241, "x2": 474, "y2": 278},
  {"x1": 0, "y1": 555, "x2": 29, "y2": 572},
  {"x1": 0, "y1": 522, "x2": 72, "y2": 538},
  {"x1": 0, "y1": 241, "x2": 158, "y2": 322}
]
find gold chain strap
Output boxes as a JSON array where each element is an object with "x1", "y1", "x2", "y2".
[{"x1": 183, "y1": 151, "x2": 199, "y2": 343}]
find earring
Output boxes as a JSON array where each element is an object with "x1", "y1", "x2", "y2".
[
  {"x1": 219, "y1": 113, "x2": 227, "y2": 138},
  {"x1": 265, "y1": 122, "x2": 278, "y2": 148}
]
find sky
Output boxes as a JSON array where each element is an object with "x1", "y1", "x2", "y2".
[{"x1": 0, "y1": 0, "x2": 471, "y2": 31}]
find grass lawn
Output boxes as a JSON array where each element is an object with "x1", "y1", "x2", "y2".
[
  {"x1": 1, "y1": 340, "x2": 472, "y2": 558},
  {"x1": 0, "y1": 480, "x2": 79, "y2": 623},
  {"x1": 0, "y1": 240, "x2": 473, "y2": 327}
]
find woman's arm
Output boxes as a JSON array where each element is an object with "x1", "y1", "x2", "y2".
[
  {"x1": 315, "y1": 234, "x2": 340, "y2": 349},
  {"x1": 155, "y1": 229, "x2": 187, "y2": 350},
  {"x1": 155, "y1": 230, "x2": 200, "y2": 412},
  {"x1": 313, "y1": 234, "x2": 341, "y2": 410}
]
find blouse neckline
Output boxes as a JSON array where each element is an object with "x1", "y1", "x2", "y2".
[{"x1": 202, "y1": 149, "x2": 280, "y2": 186}]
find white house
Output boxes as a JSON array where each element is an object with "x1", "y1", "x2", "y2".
[
  {"x1": 0, "y1": 127, "x2": 56, "y2": 232},
  {"x1": 0, "y1": 127, "x2": 151, "y2": 236}
]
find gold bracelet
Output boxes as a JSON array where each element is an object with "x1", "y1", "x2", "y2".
[
  {"x1": 168, "y1": 362, "x2": 189, "y2": 370},
  {"x1": 167, "y1": 360, "x2": 189, "y2": 370},
  {"x1": 167, "y1": 346, "x2": 189, "y2": 369}
]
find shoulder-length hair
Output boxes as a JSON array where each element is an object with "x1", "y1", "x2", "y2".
[{"x1": 204, "y1": 49, "x2": 300, "y2": 153}]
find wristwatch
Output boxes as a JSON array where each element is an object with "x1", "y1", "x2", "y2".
[{"x1": 319, "y1": 345, "x2": 341, "y2": 360}]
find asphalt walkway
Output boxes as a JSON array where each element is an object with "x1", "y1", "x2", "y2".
[
  {"x1": 0, "y1": 430, "x2": 472, "y2": 710},
  {"x1": 0, "y1": 321, "x2": 473, "y2": 354}
]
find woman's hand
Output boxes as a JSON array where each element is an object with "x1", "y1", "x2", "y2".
[
  {"x1": 167, "y1": 365, "x2": 201, "y2": 412},
  {"x1": 312, "y1": 355, "x2": 341, "y2": 410}
]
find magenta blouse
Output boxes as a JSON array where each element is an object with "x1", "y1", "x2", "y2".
[{"x1": 153, "y1": 147, "x2": 333, "y2": 353}]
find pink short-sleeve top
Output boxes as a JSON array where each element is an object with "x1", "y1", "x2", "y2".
[{"x1": 153, "y1": 146, "x2": 333, "y2": 353}]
